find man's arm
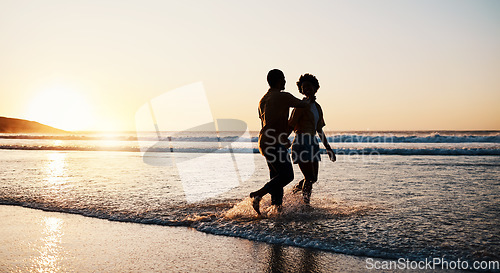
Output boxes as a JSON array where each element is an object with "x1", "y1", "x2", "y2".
[
  {"x1": 287, "y1": 108, "x2": 301, "y2": 137},
  {"x1": 284, "y1": 92, "x2": 311, "y2": 108}
]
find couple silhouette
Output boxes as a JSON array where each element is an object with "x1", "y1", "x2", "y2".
[{"x1": 250, "y1": 69, "x2": 336, "y2": 215}]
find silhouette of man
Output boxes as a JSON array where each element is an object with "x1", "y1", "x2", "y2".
[{"x1": 250, "y1": 69, "x2": 311, "y2": 214}]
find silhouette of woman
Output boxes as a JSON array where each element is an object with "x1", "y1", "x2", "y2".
[{"x1": 289, "y1": 73, "x2": 336, "y2": 204}]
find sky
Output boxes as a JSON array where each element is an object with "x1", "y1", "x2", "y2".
[{"x1": 1, "y1": 0, "x2": 499, "y2": 131}]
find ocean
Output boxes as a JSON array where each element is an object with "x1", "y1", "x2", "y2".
[{"x1": 1, "y1": 131, "x2": 499, "y2": 268}]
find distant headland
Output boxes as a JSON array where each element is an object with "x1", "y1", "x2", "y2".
[{"x1": 0, "y1": 116, "x2": 68, "y2": 134}]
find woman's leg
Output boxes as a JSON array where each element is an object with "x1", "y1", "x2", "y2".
[
  {"x1": 298, "y1": 161, "x2": 319, "y2": 204},
  {"x1": 298, "y1": 161, "x2": 318, "y2": 182},
  {"x1": 298, "y1": 162, "x2": 314, "y2": 204}
]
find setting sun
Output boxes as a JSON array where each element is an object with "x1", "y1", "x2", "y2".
[{"x1": 25, "y1": 86, "x2": 94, "y2": 131}]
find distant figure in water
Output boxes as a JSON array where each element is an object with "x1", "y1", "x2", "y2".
[
  {"x1": 289, "y1": 73, "x2": 336, "y2": 204},
  {"x1": 250, "y1": 69, "x2": 311, "y2": 215}
]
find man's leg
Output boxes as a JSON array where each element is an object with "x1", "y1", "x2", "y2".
[
  {"x1": 250, "y1": 145, "x2": 294, "y2": 213},
  {"x1": 249, "y1": 160, "x2": 276, "y2": 199},
  {"x1": 268, "y1": 160, "x2": 278, "y2": 180},
  {"x1": 263, "y1": 146, "x2": 294, "y2": 206}
]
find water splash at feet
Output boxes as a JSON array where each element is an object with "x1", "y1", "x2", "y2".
[{"x1": 224, "y1": 188, "x2": 379, "y2": 220}]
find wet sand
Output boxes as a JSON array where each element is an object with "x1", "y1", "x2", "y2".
[{"x1": 0, "y1": 205, "x2": 459, "y2": 272}]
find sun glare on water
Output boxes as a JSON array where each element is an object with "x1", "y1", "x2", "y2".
[{"x1": 26, "y1": 86, "x2": 94, "y2": 131}]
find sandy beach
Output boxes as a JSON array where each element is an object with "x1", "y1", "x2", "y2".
[
  {"x1": 2, "y1": 205, "x2": 471, "y2": 273},
  {"x1": 0, "y1": 205, "x2": 386, "y2": 273}
]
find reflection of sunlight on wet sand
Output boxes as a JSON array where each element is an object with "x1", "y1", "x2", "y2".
[
  {"x1": 44, "y1": 152, "x2": 67, "y2": 186},
  {"x1": 31, "y1": 216, "x2": 64, "y2": 272}
]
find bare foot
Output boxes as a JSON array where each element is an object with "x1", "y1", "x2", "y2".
[{"x1": 251, "y1": 196, "x2": 262, "y2": 215}]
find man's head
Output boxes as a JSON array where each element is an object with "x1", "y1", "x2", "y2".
[{"x1": 267, "y1": 69, "x2": 286, "y2": 90}]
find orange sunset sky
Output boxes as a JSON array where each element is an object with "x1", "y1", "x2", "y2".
[{"x1": 1, "y1": 0, "x2": 499, "y2": 131}]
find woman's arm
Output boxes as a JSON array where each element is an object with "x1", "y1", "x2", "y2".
[{"x1": 317, "y1": 129, "x2": 336, "y2": 162}]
